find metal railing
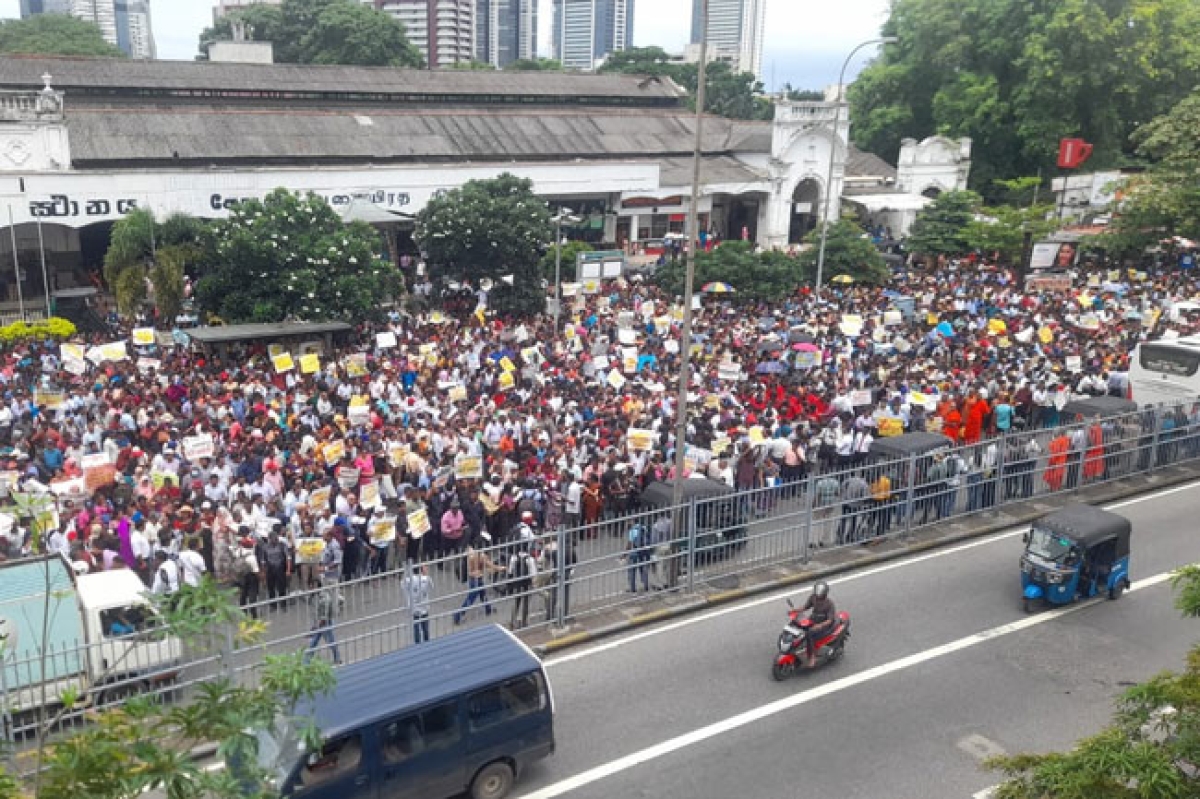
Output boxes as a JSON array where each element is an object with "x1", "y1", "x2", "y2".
[{"x1": 4, "y1": 400, "x2": 1200, "y2": 767}]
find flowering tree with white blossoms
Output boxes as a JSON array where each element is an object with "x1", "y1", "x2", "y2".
[
  {"x1": 195, "y1": 189, "x2": 401, "y2": 323},
  {"x1": 414, "y1": 173, "x2": 554, "y2": 316}
]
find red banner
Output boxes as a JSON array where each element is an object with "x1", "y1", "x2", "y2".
[{"x1": 1057, "y1": 138, "x2": 1094, "y2": 169}]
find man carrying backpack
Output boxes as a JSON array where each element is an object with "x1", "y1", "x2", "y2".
[
  {"x1": 625, "y1": 521, "x2": 650, "y2": 593},
  {"x1": 507, "y1": 544, "x2": 537, "y2": 630}
]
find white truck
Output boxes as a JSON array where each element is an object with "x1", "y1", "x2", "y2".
[{"x1": 0, "y1": 555, "x2": 182, "y2": 719}]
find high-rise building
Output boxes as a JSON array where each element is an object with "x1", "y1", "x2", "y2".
[
  {"x1": 115, "y1": 0, "x2": 154, "y2": 59},
  {"x1": 475, "y1": 0, "x2": 537, "y2": 68},
  {"x1": 691, "y1": 0, "x2": 765, "y2": 80},
  {"x1": 373, "y1": 0, "x2": 474, "y2": 68},
  {"x1": 20, "y1": 0, "x2": 155, "y2": 59},
  {"x1": 552, "y1": 0, "x2": 634, "y2": 71}
]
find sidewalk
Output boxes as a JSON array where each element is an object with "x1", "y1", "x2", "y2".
[{"x1": 522, "y1": 462, "x2": 1200, "y2": 655}]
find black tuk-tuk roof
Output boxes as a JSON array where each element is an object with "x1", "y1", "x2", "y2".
[
  {"x1": 640, "y1": 478, "x2": 733, "y2": 507},
  {"x1": 1060, "y1": 396, "x2": 1138, "y2": 419},
  {"x1": 1034, "y1": 503, "x2": 1131, "y2": 555},
  {"x1": 868, "y1": 432, "x2": 951, "y2": 460}
]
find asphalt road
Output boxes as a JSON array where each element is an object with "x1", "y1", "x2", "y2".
[{"x1": 508, "y1": 480, "x2": 1200, "y2": 799}]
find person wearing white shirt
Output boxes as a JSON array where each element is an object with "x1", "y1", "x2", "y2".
[
  {"x1": 150, "y1": 552, "x2": 180, "y2": 595},
  {"x1": 178, "y1": 539, "x2": 207, "y2": 587}
]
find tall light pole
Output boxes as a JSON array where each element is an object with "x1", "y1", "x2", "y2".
[
  {"x1": 813, "y1": 36, "x2": 898, "y2": 291},
  {"x1": 670, "y1": 0, "x2": 709, "y2": 516},
  {"x1": 551, "y1": 208, "x2": 579, "y2": 330}
]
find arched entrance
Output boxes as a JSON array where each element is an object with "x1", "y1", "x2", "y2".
[{"x1": 789, "y1": 179, "x2": 821, "y2": 244}]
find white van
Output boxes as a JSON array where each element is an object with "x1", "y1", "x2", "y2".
[{"x1": 0, "y1": 555, "x2": 182, "y2": 718}]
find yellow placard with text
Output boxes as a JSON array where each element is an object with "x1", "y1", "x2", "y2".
[
  {"x1": 272, "y1": 352, "x2": 295, "y2": 373},
  {"x1": 299, "y1": 353, "x2": 321, "y2": 374}
]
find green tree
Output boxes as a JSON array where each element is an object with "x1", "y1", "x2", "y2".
[
  {"x1": 598, "y1": 46, "x2": 676, "y2": 78},
  {"x1": 539, "y1": 241, "x2": 594, "y2": 283},
  {"x1": 1098, "y1": 88, "x2": 1200, "y2": 258},
  {"x1": 963, "y1": 203, "x2": 1058, "y2": 265},
  {"x1": 988, "y1": 565, "x2": 1200, "y2": 798},
  {"x1": 504, "y1": 58, "x2": 564, "y2": 71},
  {"x1": 2, "y1": 578, "x2": 335, "y2": 799},
  {"x1": 906, "y1": 190, "x2": 983, "y2": 259},
  {"x1": 198, "y1": 0, "x2": 423, "y2": 67},
  {"x1": 0, "y1": 15, "x2": 125, "y2": 57},
  {"x1": 849, "y1": 0, "x2": 1200, "y2": 196},
  {"x1": 656, "y1": 241, "x2": 808, "y2": 300},
  {"x1": 414, "y1": 174, "x2": 553, "y2": 316},
  {"x1": 195, "y1": 189, "x2": 401, "y2": 323},
  {"x1": 103, "y1": 210, "x2": 203, "y2": 321},
  {"x1": 797, "y1": 220, "x2": 891, "y2": 284},
  {"x1": 782, "y1": 84, "x2": 824, "y2": 101},
  {"x1": 449, "y1": 59, "x2": 497, "y2": 70},
  {"x1": 599, "y1": 47, "x2": 773, "y2": 121}
]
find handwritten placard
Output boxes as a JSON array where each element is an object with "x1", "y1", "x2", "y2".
[
  {"x1": 295, "y1": 538, "x2": 326, "y2": 565},
  {"x1": 454, "y1": 454, "x2": 483, "y2": 480},
  {"x1": 308, "y1": 485, "x2": 331, "y2": 512},
  {"x1": 406, "y1": 508, "x2": 431, "y2": 539},
  {"x1": 627, "y1": 428, "x2": 655, "y2": 452},
  {"x1": 300, "y1": 353, "x2": 321, "y2": 374},
  {"x1": 131, "y1": 327, "x2": 155, "y2": 346}
]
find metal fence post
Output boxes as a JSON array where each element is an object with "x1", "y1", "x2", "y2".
[
  {"x1": 555, "y1": 524, "x2": 567, "y2": 628},
  {"x1": 994, "y1": 432, "x2": 1007, "y2": 506},
  {"x1": 903, "y1": 450, "x2": 917, "y2": 539},
  {"x1": 1150, "y1": 407, "x2": 1162, "y2": 474},
  {"x1": 686, "y1": 495, "x2": 698, "y2": 593},
  {"x1": 800, "y1": 477, "x2": 816, "y2": 564}
]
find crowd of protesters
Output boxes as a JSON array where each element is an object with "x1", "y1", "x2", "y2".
[{"x1": 1, "y1": 256, "x2": 1199, "y2": 637}]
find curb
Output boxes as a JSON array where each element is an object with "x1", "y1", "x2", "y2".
[{"x1": 534, "y1": 468, "x2": 1200, "y2": 657}]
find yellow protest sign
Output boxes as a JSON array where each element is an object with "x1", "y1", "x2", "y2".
[
  {"x1": 322, "y1": 439, "x2": 345, "y2": 464},
  {"x1": 926, "y1": 313, "x2": 939, "y2": 326},
  {"x1": 498, "y1": 371, "x2": 515, "y2": 390},
  {"x1": 454, "y1": 455, "x2": 483, "y2": 480},
  {"x1": 349, "y1": 394, "x2": 369, "y2": 407},
  {"x1": 308, "y1": 485, "x2": 331, "y2": 512},
  {"x1": 748, "y1": 426, "x2": 766, "y2": 446},
  {"x1": 271, "y1": 352, "x2": 295, "y2": 373},
  {"x1": 1077, "y1": 292, "x2": 1092, "y2": 308},
  {"x1": 268, "y1": 344, "x2": 286, "y2": 358},
  {"x1": 711, "y1": 436, "x2": 730, "y2": 456},
  {"x1": 448, "y1": 384, "x2": 467, "y2": 402},
  {"x1": 295, "y1": 538, "x2": 326, "y2": 564},
  {"x1": 607, "y1": 370, "x2": 626, "y2": 390},
  {"x1": 499, "y1": 356, "x2": 517, "y2": 373},
  {"x1": 1038, "y1": 326, "x2": 1054, "y2": 344},
  {"x1": 627, "y1": 428, "x2": 655, "y2": 452},
  {"x1": 344, "y1": 353, "x2": 368, "y2": 377},
  {"x1": 299, "y1": 353, "x2": 321, "y2": 374},
  {"x1": 475, "y1": 309, "x2": 487, "y2": 326},
  {"x1": 987, "y1": 318, "x2": 1007, "y2": 335},
  {"x1": 131, "y1": 327, "x2": 155, "y2": 346},
  {"x1": 407, "y1": 508, "x2": 431, "y2": 539}
]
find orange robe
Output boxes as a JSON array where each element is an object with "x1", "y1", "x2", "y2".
[{"x1": 1045, "y1": 435, "x2": 1070, "y2": 491}]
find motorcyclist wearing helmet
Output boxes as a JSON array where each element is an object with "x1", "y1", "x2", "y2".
[{"x1": 801, "y1": 581, "x2": 836, "y2": 667}]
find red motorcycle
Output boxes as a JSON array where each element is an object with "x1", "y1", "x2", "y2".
[{"x1": 771, "y1": 599, "x2": 851, "y2": 681}]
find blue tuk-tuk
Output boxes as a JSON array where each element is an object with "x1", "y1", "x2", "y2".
[{"x1": 1020, "y1": 504, "x2": 1131, "y2": 613}]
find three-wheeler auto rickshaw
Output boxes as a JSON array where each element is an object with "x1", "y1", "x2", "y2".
[{"x1": 1020, "y1": 503, "x2": 1131, "y2": 613}]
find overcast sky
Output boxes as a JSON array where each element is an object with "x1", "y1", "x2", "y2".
[{"x1": 0, "y1": 0, "x2": 890, "y2": 92}]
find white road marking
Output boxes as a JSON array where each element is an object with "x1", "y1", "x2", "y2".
[
  {"x1": 520, "y1": 569, "x2": 1179, "y2": 799},
  {"x1": 545, "y1": 479, "x2": 1200, "y2": 668},
  {"x1": 957, "y1": 734, "x2": 1007, "y2": 762}
]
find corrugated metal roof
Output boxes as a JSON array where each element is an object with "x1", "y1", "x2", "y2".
[
  {"x1": 186, "y1": 321, "x2": 352, "y2": 344},
  {"x1": 63, "y1": 104, "x2": 760, "y2": 165},
  {"x1": 658, "y1": 155, "x2": 768, "y2": 187},
  {"x1": 847, "y1": 146, "x2": 897, "y2": 180},
  {"x1": 0, "y1": 55, "x2": 686, "y2": 102}
]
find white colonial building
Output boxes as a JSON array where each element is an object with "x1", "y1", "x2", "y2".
[{"x1": 0, "y1": 56, "x2": 970, "y2": 301}]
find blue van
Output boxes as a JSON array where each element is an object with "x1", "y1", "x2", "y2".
[{"x1": 256, "y1": 625, "x2": 555, "y2": 799}]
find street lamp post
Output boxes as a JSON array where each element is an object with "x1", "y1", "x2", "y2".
[
  {"x1": 670, "y1": 0, "x2": 709, "y2": 517},
  {"x1": 551, "y1": 208, "x2": 580, "y2": 330},
  {"x1": 813, "y1": 36, "x2": 898, "y2": 291}
]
